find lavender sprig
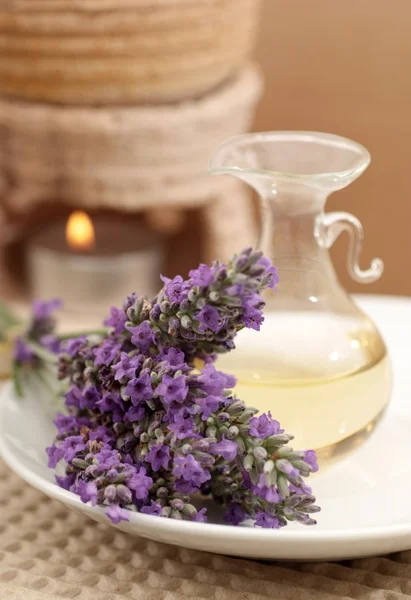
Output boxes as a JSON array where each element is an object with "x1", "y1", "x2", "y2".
[
  {"x1": 46, "y1": 248, "x2": 319, "y2": 528},
  {"x1": 121, "y1": 247, "x2": 279, "y2": 363},
  {"x1": 13, "y1": 299, "x2": 106, "y2": 398}
]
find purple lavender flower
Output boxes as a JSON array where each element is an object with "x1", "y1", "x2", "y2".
[
  {"x1": 189, "y1": 264, "x2": 215, "y2": 287},
  {"x1": 209, "y1": 437, "x2": 237, "y2": 460},
  {"x1": 196, "y1": 305, "x2": 223, "y2": 333},
  {"x1": 104, "y1": 306, "x2": 127, "y2": 335},
  {"x1": 64, "y1": 335, "x2": 87, "y2": 357},
  {"x1": 106, "y1": 504, "x2": 130, "y2": 524},
  {"x1": 157, "y1": 374, "x2": 188, "y2": 404},
  {"x1": 276, "y1": 459, "x2": 299, "y2": 479},
  {"x1": 304, "y1": 450, "x2": 319, "y2": 473},
  {"x1": 249, "y1": 412, "x2": 282, "y2": 438},
  {"x1": 65, "y1": 387, "x2": 83, "y2": 409},
  {"x1": 141, "y1": 501, "x2": 163, "y2": 516},
  {"x1": 126, "y1": 321, "x2": 155, "y2": 352},
  {"x1": 160, "y1": 274, "x2": 190, "y2": 303},
  {"x1": 112, "y1": 352, "x2": 141, "y2": 381},
  {"x1": 81, "y1": 386, "x2": 102, "y2": 409},
  {"x1": 196, "y1": 395, "x2": 221, "y2": 421},
  {"x1": 97, "y1": 391, "x2": 122, "y2": 413},
  {"x1": 55, "y1": 473, "x2": 76, "y2": 491},
  {"x1": 173, "y1": 455, "x2": 211, "y2": 487},
  {"x1": 14, "y1": 339, "x2": 34, "y2": 364},
  {"x1": 192, "y1": 507, "x2": 208, "y2": 523},
  {"x1": 242, "y1": 301, "x2": 265, "y2": 331},
  {"x1": 254, "y1": 473, "x2": 281, "y2": 503},
  {"x1": 197, "y1": 364, "x2": 235, "y2": 395},
  {"x1": 124, "y1": 373, "x2": 153, "y2": 405},
  {"x1": 125, "y1": 405, "x2": 145, "y2": 422},
  {"x1": 158, "y1": 347, "x2": 188, "y2": 372},
  {"x1": 53, "y1": 413, "x2": 88, "y2": 437},
  {"x1": 224, "y1": 503, "x2": 247, "y2": 526},
  {"x1": 94, "y1": 338, "x2": 121, "y2": 367},
  {"x1": 60, "y1": 435, "x2": 87, "y2": 463},
  {"x1": 257, "y1": 256, "x2": 279, "y2": 290},
  {"x1": 77, "y1": 480, "x2": 98, "y2": 506},
  {"x1": 89, "y1": 425, "x2": 115, "y2": 444},
  {"x1": 46, "y1": 443, "x2": 65, "y2": 468},
  {"x1": 145, "y1": 444, "x2": 170, "y2": 472},
  {"x1": 128, "y1": 467, "x2": 153, "y2": 500},
  {"x1": 39, "y1": 335, "x2": 61, "y2": 354},
  {"x1": 32, "y1": 298, "x2": 62, "y2": 320},
  {"x1": 255, "y1": 512, "x2": 281, "y2": 529},
  {"x1": 168, "y1": 414, "x2": 197, "y2": 440}
]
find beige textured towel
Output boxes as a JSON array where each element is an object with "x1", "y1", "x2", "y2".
[{"x1": 0, "y1": 460, "x2": 410, "y2": 599}]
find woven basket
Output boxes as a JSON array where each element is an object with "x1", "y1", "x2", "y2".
[
  {"x1": 0, "y1": 63, "x2": 263, "y2": 212},
  {"x1": 0, "y1": 0, "x2": 261, "y2": 104}
]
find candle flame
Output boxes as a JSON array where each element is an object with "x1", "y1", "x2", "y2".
[{"x1": 66, "y1": 211, "x2": 95, "y2": 251}]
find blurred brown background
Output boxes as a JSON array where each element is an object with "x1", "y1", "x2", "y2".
[{"x1": 254, "y1": 0, "x2": 408, "y2": 296}]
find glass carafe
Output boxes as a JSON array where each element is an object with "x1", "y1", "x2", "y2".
[{"x1": 209, "y1": 131, "x2": 391, "y2": 459}]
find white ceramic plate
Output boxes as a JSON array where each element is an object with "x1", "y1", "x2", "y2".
[{"x1": 1, "y1": 295, "x2": 411, "y2": 561}]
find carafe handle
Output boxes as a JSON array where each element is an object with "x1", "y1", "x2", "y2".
[{"x1": 316, "y1": 211, "x2": 384, "y2": 284}]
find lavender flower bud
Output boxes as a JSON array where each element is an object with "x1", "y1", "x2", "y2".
[
  {"x1": 113, "y1": 422, "x2": 126, "y2": 436},
  {"x1": 253, "y1": 446, "x2": 267, "y2": 461},
  {"x1": 265, "y1": 469, "x2": 278, "y2": 487},
  {"x1": 168, "y1": 317, "x2": 180, "y2": 336},
  {"x1": 209, "y1": 291, "x2": 220, "y2": 302},
  {"x1": 116, "y1": 484, "x2": 132, "y2": 504},
  {"x1": 154, "y1": 429, "x2": 164, "y2": 441},
  {"x1": 180, "y1": 299, "x2": 191, "y2": 312},
  {"x1": 227, "y1": 425, "x2": 239, "y2": 439},
  {"x1": 206, "y1": 425, "x2": 217, "y2": 438},
  {"x1": 226, "y1": 401, "x2": 246, "y2": 416},
  {"x1": 170, "y1": 509, "x2": 183, "y2": 520},
  {"x1": 196, "y1": 298, "x2": 206, "y2": 310},
  {"x1": 191, "y1": 438, "x2": 210, "y2": 451},
  {"x1": 181, "y1": 503, "x2": 197, "y2": 517},
  {"x1": 263, "y1": 459, "x2": 275, "y2": 474},
  {"x1": 232, "y1": 255, "x2": 249, "y2": 271},
  {"x1": 142, "y1": 357, "x2": 153, "y2": 370},
  {"x1": 161, "y1": 507, "x2": 172, "y2": 518},
  {"x1": 85, "y1": 465, "x2": 98, "y2": 478},
  {"x1": 248, "y1": 264, "x2": 266, "y2": 277},
  {"x1": 156, "y1": 487, "x2": 168, "y2": 499},
  {"x1": 216, "y1": 412, "x2": 230, "y2": 424},
  {"x1": 235, "y1": 437, "x2": 246, "y2": 453},
  {"x1": 140, "y1": 433, "x2": 149, "y2": 444},
  {"x1": 243, "y1": 454, "x2": 254, "y2": 471},
  {"x1": 277, "y1": 475, "x2": 290, "y2": 498},
  {"x1": 71, "y1": 458, "x2": 88, "y2": 469},
  {"x1": 193, "y1": 451, "x2": 214, "y2": 467},
  {"x1": 265, "y1": 433, "x2": 294, "y2": 451},
  {"x1": 106, "y1": 469, "x2": 119, "y2": 483},
  {"x1": 160, "y1": 301, "x2": 170, "y2": 313},
  {"x1": 170, "y1": 499, "x2": 185, "y2": 511},
  {"x1": 237, "y1": 409, "x2": 258, "y2": 424},
  {"x1": 104, "y1": 485, "x2": 117, "y2": 502},
  {"x1": 180, "y1": 316, "x2": 192, "y2": 329}
]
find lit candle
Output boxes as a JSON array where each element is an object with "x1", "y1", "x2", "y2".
[{"x1": 27, "y1": 211, "x2": 162, "y2": 316}]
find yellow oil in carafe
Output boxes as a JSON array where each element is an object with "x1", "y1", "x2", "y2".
[{"x1": 217, "y1": 313, "x2": 391, "y2": 457}]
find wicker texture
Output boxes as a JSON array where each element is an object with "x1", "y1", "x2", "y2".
[{"x1": 0, "y1": 0, "x2": 261, "y2": 104}]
